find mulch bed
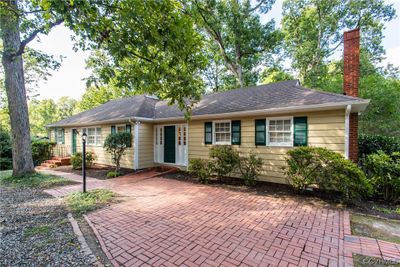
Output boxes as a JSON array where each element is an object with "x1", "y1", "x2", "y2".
[
  {"x1": 53, "y1": 164, "x2": 136, "y2": 180},
  {"x1": 164, "y1": 171, "x2": 400, "y2": 220},
  {"x1": 0, "y1": 187, "x2": 95, "y2": 266}
]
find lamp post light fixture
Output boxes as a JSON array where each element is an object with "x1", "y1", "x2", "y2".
[{"x1": 82, "y1": 132, "x2": 87, "y2": 193}]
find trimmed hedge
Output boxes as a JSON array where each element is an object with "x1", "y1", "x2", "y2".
[{"x1": 284, "y1": 147, "x2": 372, "y2": 201}]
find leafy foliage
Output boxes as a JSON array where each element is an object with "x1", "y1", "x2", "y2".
[
  {"x1": 103, "y1": 132, "x2": 132, "y2": 172},
  {"x1": 209, "y1": 145, "x2": 240, "y2": 181},
  {"x1": 281, "y1": 0, "x2": 396, "y2": 87},
  {"x1": 0, "y1": 128, "x2": 12, "y2": 170},
  {"x1": 239, "y1": 152, "x2": 263, "y2": 186},
  {"x1": 366, "y1": 151, "x2": 400, "y2": 203},
  {"x1": 71, "y1": 152, "x2": 96, "y2": 170},
  {"x1": 106, "y1": 171, "x2": 120, "y2": 178},
  {"x1": 31, "y1": 139, "x2": 55, "y2": 166},
  {"x1": 359, "y1": 134, "x2": 400, "y2": 159},
  {"x1": 284, "y1": 147, "x2": 372, "y2": 201},
  {"x1": 66, "y1": 189, "x2": 115, "y2": 216},
  {"x1": 28, "y1": 97, "x2": 78, "y2": 137},
  {"x1": 188, "y1": 158, "x2": 213, "y2": 184},
  {"x1": 190, "y1": 0, "x2": 282, "y2": 89}
]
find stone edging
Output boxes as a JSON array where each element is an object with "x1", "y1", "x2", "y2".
[
  {"x1": 68, "y1": 213, "x2": 104, "y2": 267},
  {"x1": 84, "y1": 214, "x2": 118, "y2": 267}
]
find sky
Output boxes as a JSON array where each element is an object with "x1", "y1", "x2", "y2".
[{"x1": 30, "y1": 0, "x2": 400, "y2": 101}]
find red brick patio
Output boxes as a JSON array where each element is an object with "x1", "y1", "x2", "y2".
[{"x1": 43, "y1": 170, "x2": 400, "y2": 267}]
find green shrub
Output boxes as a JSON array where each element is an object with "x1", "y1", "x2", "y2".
[
  {"x1": 0, "y1": 129, "x2": 12, "y2": 170},
  {"x1": 239, "y1": 152, "x2": 263, "y2": 186},
  {"x1": 71, "y1": 152, "x2": 96, "y2": 170},
  {"x1": 284, "y1": 147, "x2": 372, "y2": 201},
  {"x1": 188, "y1": 158, "x2": 213, "y2": 184},
  {"x1": 104, "y1": 132, "x2": 132, "y2": 172},
  {"x1": 366, "y1": 151, "x2": 400, "y2": 203},
  {"x1": 209, "y1": 145, "x2": 240, "y2": 181},
  {"x1": 31, "y1": 140, "x2": 56, "y2": 166},
  {"x1": 106, "y1": 171, "x2": 121, "y2": 178},
  {"x1": 359, "y1": 134, "x2": 400, "y2": 165}
]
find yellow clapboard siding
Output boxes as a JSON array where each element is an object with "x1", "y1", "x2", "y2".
[
  {"x1": 137, "y1": 122, "x2": 155, "y2": 169},
  {"x1": 54, "y1": 124, "x2": 135, "y2": 169},
  {"x1": 188, "y1": 109, "x2": 345, "y2": 184}
]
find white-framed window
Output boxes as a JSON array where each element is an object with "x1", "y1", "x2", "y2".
[
  {"x1": 82, "y1": 127, "x2": 102, "y2": 146},
  {"x1": 56, "y1": 128, "x2": 64, "y2": 144},
  {"x1": 213, "y1": 120, "x2": 231, "y2": 145},
  {"x1": 116, "y1": 125, "x2": 126, "y2": 133},
  {"x1": 267, "y1": 117, "x2": 293, "y2": 147}
]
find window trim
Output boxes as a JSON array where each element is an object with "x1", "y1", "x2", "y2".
[
  {"x1": 56, "y1": 128, "x2": 64, "y2": 145},
  {"x1": 82, "y1": 126, "x2": 102, "y2": 146},
  {"x1": 266, "y1": 116, "x2": 294, "y2": 147},
  {"x1": 213, "y1": 120, "x2": 232, "y2": 145}
]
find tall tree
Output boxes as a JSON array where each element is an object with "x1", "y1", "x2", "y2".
[
  {"x1": 314, "y1": 50, "x2": 400, "y2": 137},
  {"x1": 281, "y1": 0, "x2": 396, "y2": 87},
  {"x1": 1, "y1": 0, "x2": 206, "y2": 175},
  {"x1": 0, "y1": 0, "x2": 62, "y2": 176},
  {"x1": 0, "y1": 42, "x2": 61, "y2": 131},
  {"x1": 190, "y1": 0, "x2": 282, "y2": 89},
  {"x1": 28, "y1": 96, "x2": 78, "y2": 136}
]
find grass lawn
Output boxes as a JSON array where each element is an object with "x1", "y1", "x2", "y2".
[
  {"x1": 351, "y1": 213, "x2": 400, "y2": 244},
  {"x1": 66, "y1": 189, "x2": 116, "y2": 216},
  {"x1": 0, "y1": 170, "x2": 77, "y2": 189}
]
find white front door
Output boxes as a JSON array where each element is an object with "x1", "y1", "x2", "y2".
[
  {"x1": 154, "y1": 126, "x2": 164, "y2": 163},
  {"x1": 154, "y1": 124, "x2": 188, "y2": 166},
  {"x1": 176, "y1": 124, "x2": 188, "y2": 166}
]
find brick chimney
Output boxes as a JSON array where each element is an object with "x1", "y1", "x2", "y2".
[{"x1": 343, "y1": 28, "x2": 360, "y2": 162}]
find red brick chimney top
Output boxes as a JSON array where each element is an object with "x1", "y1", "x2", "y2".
[{"x1": 343, "y1": 28, "x2": 360, "y2": 97}]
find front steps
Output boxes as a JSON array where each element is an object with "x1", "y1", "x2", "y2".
[{"x1": 40, "y1": 157, "x2": 71, "y2": 168}]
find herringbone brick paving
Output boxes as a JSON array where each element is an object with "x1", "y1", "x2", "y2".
[{"x1": 43, "y1": 170, "x2": 400, "y2": 267}]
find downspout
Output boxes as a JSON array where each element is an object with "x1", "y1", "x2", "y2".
[
  {"x1": 129, "y1": 119, "x2": 140, "y2": 170},
  {"x1": 344, "y1": 105, "x2": 351, "y2": 159}
]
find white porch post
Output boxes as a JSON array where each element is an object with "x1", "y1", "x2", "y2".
[{"x1": 134, "y1": 121, "x2": 140, "y2": 170}]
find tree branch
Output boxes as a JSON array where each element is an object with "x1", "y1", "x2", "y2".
[
  {"x1": 12, "y1": 18, "x2": 64, "y2": 58},
  {"x1": 249, "y1": 0, "x2": 266, "y2": 13}
]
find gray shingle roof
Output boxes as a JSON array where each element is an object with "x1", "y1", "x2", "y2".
[{"x1": 48, "y1": 80, "x2": 368, "y2": 127}]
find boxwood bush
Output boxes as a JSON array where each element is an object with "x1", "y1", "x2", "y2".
[
  {"x1": 71, "y1": 152, "x2": 96, "y2": 169},
  {"x1": 366, "y1": 151, "x2": 400, "y2": 203},
  {"x1": 284, "y1": 147, "x2": 372, "y2": 201},
  {"x1": 188, "y1": 158, "x2": 213, "y2": 184},
  {"x1": 209, "y1": 145, "x2": 240, "y2": 181}
]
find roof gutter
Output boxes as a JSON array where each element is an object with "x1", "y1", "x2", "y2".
[
  {"x1": 46, "y1": 100, "x2": 370, "y2": 127},
  {"x1": 153, "y1": 100, "x2": 370, "y2": 122},
  {"x1": 46, "y1": 116, "x2": 153, "y2": 128}
]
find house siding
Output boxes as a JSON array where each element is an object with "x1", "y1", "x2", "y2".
[
  {"x1": 137, "y1": 122, "x2": 155, "y2": 169},
  {"x1": 51, "y1": 124, "x2": 135, "y2": 169},
  {"x1": 49, "y1": 109, "x2": 346, "y2": 184},
  {"x1": 187, "y1": 109, "x2": 345, "y2": 184}
]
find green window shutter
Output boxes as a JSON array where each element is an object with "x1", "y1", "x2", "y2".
[
  {"x1": 126, "y1": 124, "x2": 132, "y2": 147},
  {"x1": 231, "y1": 120, "x2": 241, "y2": 145},
  {"x1": 255, "y1": 119, "x2": 266, "y2": 146},
  {"x1": 204, "y1": 122, "x2": 212, "y2": 144},
  {"x1": 294, "y1": 117, "x2": 308, "y2": 146},
  {"x1": 54, "y1": 128, "x2": 57, "y2": 143},
  {"x1": 111, "y1": 125, "x2": 116, "y2": 134},
  {"x1": 62, "y1": 129, "x2": 65, "y2": 144}
]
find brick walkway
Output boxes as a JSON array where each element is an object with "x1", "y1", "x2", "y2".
[{"x1": 43, "y1": 170, "x2": 400, "y2": 267}]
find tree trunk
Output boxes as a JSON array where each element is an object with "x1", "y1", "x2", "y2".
[{"x1": 1, "y1": 0, "x2": 35, "y2": 176}]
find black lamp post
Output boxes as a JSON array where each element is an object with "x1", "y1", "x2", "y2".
[{"x1": 82, "y1": 132, "x2": 87, "y2": 193}]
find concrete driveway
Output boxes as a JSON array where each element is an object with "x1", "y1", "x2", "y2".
[{"x1": 44, "y1": 170, "x2": 400, "y2": 267}]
